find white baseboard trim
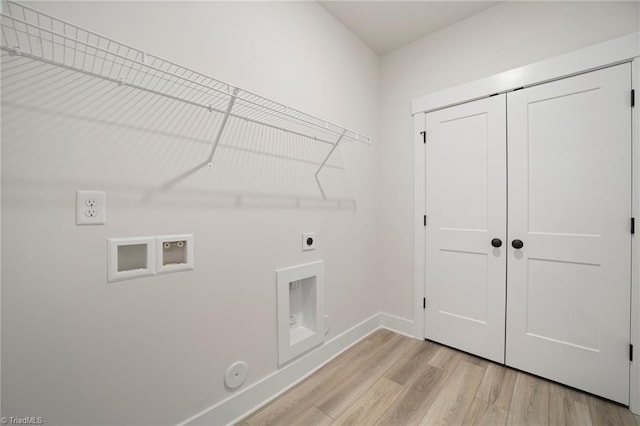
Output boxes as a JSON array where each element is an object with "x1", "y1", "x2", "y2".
[
  {"x1": 179, "y1": 312, "x2": 417, "y2": 426},
  {"x1": 379, "y1": 313, "x2": 417, "y2": 339}
]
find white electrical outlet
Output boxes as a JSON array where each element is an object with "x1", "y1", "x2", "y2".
[{"x1": 76, "y1": 190, "x2": 106, "y2": 225}]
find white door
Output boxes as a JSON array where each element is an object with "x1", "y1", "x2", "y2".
[
  {"x1": 424, "y1": 95, "x2": 507, "y2": 363},
  {"x1": 506, "y1": 64, "x2": 632, "y2": 404}
]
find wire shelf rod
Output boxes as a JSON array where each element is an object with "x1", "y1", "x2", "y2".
[
  {"x1": 2, "y1": 17, "x2": 243, "y2": 105},
  {"x1": 1, "y1": 1, "x2": 370, "y2": 144},
  {"x1": 3, "y1": 62, "x2": 336, "y2": 156},
  {"x1": 228, "y1": 113, "x2": 334, "y2": 146},
  {"x1": 1, "y1": 49, "x2": 340, "y2": 147},
  {"x1": 0, "y1": 45, "x2": 228, "y2": 113},
  {"x1": 2, "y1": 14, "x2": 364, "y2": 144}
]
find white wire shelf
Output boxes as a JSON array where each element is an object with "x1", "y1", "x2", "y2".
[{"x1": 0, "y1": 1, "x2": 370, "y2": 175}]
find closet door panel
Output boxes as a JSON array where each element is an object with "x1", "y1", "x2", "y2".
[
  {"x1": 506, "y1": 63, "x2": 631, "y2": 404},
  {"x1": 424, "y1": 95, "x2": 507, "y2": 364}
]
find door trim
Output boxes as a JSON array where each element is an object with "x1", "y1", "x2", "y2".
[
  {"x1": 631, "y1": 57, "x2": 640, "y2": 415},
  {"x1": 412, "y1": 32, "x2": 639, "y2": 116},
  {"x1": 413, "y1": 32, "x2": 640, "y2": 413}
]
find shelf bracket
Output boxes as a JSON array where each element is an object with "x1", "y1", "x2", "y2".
[
  {"x1": 314, "y1": 130, "x2": 347, "y2": 178},
  {"x1": 207, "y1": 87, "x2": 239, "y2": 168},
  {"x1": 315, "y1": 175, "x2": 327, "y2": 200}
]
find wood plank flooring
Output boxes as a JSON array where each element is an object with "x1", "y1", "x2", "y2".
[{"x1": 240, "y1": 330, "x2": 638, "y2": 426}]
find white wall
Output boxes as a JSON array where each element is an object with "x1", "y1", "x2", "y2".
[
  {"x1": 5, "y1": 1, "x2": 640, "y2": 424},
  {"x1": 1, "y1": 2, "x2": 379, "y2": 424},
  {"x1": 378, "y1": 1, "x2": 640, "y2": 324}
]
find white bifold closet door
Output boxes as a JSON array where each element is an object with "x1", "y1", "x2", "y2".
[
  {"x1": 424, "y1": 94, "x2": 507, "y2": 364},
  {"x1": 424, "y1": 63, "x2": 631, "y2": 404},
  {"x1": 506, "y1": 63, "x2": 631, "y2": 404}
]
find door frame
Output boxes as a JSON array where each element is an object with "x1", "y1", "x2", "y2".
[{"x1": 412, "y1": 32, "x2": 640, "y2": 414}]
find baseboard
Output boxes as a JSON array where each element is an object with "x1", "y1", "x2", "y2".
[
  {"x1": 178, "y1": 312, "x2": 417, "y2": 425},
  {"x1": 178, "y1": 312, "x2": 417, "y2": 426},
  {"x1": 379, "y1": 313, "x2": 417, "y2": 339},
  {"x1": 179, "y1": 313, "x2": 384, "y2": 426}
]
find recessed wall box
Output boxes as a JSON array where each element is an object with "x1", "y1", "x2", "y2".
[
  {"x1": 108, "y1": 237, "x2": 155, "y2": 282},
  {"x1": 156, "y1": 234, "x2": 194, "y2": 274},
  {"x1": 302, "y1": 232, "x2": 316, "y2": 251},
  {"x1": 276, "y1": 260, "x2": 325, "y2": 365}
]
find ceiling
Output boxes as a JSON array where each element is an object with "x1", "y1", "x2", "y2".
[{"x1": 319, "y1": 1, "x2": 500, "y2": 55}]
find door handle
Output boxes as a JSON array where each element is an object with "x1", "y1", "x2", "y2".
[
  {"x1": 512, "y1": 239, "x2": 524, "y2": 249},
  {"x1": 491, "y1": 238, "x2": 502, "y2": 248}
]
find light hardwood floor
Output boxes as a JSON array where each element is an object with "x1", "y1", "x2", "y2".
[{"x1": 239, "y1": 329, "x2": 638, "y2": 426}]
